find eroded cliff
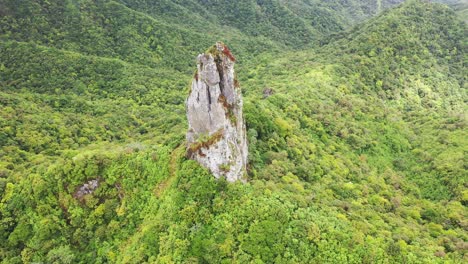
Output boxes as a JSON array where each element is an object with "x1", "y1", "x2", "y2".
[{"x1": 186, "y1": 42, "x2": 247, "y2": 182}]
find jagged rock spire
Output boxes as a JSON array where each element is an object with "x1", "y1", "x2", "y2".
[{"x1": 186, "y1": 42, "x2": 248, "y2": 182}]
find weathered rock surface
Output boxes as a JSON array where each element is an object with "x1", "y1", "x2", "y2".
[
  {"x1": 74, "y1": 179, "x2": 99, "y2": 201},
  {"x1": 186, "y1": 42, "x2": 247, "y2": 182}
]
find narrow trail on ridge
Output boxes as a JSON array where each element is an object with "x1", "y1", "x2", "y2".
[{"x1": 154, "y1": 143, "x2": 185, "y2": 197}]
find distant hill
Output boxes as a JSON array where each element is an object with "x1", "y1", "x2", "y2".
[{"x1": 119, "y1": 0, "x2": 407, "y2": 46}]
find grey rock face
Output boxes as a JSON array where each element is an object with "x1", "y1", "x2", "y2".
[
  {"x1": 74, "y1": 179, "x2": 99, "y2": 200},
  {"x1": 186, "y1": 42, "x2": 247, "y2": 182}
]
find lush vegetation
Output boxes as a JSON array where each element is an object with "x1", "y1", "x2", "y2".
[{"x1": 0, "y1": 0, "x2": 466, "y2": 263}]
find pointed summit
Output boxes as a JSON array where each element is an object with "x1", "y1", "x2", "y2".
[{"x1": 186, "y1": 42, "x2": 248, "y2": 182}]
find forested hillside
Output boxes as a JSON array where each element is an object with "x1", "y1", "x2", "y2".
[
  {"x1": 118, "y1": 0, "x2": 406, "y2": 45},
  {"x1": 0, "y1": 0, "x2": 466, "y2": 263}
]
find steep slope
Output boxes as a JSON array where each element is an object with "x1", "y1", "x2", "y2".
[
  {"x1": 119, "y1": 0, "x2": 406, "y2": 46},
  {"x1": 0, "y1": 0, "x2": 278, "y2": 70},
  {"x1": 241, "y1": 0, "x2": 466, "y2": 201},
  {"x1": 440, "y1": 0, "x2": 468, "y2": 23},
  {"x1": 0, "y1": 0, "x2": 466, "y2": 263}
]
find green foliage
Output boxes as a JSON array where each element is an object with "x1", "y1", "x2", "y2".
[
  {"x1": 0, "y1": 0, "x2": 467, "y2": 263},
  {"x1": 118, "y1": 0, "x2": 380, "y2": 47}
]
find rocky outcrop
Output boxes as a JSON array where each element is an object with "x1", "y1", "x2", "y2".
[
  {"x1": 186, "y1": 42, "x2": 247, "y2": 182},
  {"x1": 73, "y1": 179, "x2": 99, "y2": 201}
]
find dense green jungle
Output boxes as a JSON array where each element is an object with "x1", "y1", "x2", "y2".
[{"x1": 0, "y1": 0, "x2": 467, "y2": 263}]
